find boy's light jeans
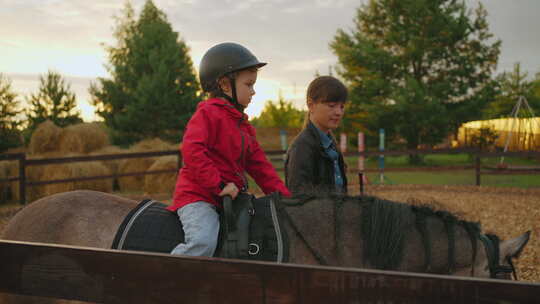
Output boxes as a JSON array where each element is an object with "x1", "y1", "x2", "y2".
[{"x1": 170, "y1": 201, "x2": 220, "y2": 257}]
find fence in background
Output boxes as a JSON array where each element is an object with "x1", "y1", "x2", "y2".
[
  {"x1": 1, "y1": 148, "x2": 539, "y2": 204},
  {"x1": 0, "y1": 150, "x2": 180, "y2": 204}
]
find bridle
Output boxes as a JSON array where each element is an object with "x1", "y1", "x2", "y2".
[{"x1": 479, "y1": 234, "x2": 518, "y2": 280}]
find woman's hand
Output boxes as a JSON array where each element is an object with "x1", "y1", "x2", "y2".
[{"x1": 219, "y1": 182, "x2": 239, "y2": 199}]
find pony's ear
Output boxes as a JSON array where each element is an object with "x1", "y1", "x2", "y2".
[{"x1": 500, "y1": 231, "x2": 531, "y2": 259}]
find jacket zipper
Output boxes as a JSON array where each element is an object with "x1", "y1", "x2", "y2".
[{"x1": 236, "y1": 117, "x2": 248, "y2": 191}]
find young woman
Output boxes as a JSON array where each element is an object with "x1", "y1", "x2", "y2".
[
  {"x1": 168, "y1": 42, "x2": 290, "y2": 257},
  {"x1": 285, "y1": 76, "x2": 348, "y2": 195}
]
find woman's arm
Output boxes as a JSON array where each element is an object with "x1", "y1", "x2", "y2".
[{"x1": 285, "y1": 140, "x2": 316, "y2": 195}]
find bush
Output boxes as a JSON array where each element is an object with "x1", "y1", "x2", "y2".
[{"x1": 468, "y1": 127, "x2": 499, "y2": 151}]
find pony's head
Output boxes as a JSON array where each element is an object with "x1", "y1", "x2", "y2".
[{"x1": 454, "y1": 231, "x2": 531, "y2": 279}]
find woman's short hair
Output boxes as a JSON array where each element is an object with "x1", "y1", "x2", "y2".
[{"x1": 306, "y1": 76, "x2": 348, "y2": 104}]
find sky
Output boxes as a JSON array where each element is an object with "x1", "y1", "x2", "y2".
[{"x1": 2, "y1": 0, "x2": 540, "y2": 121}]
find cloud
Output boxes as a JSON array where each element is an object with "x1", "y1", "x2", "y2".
[
  {"x1": 0, "y1": 41, "x2": 19, "y2": 48},
  {"x1": 466, "y1": 0, "x2": 540, "y2": 75},
  {"x1": 2, "y1": 0, "x2": 540, "y2": 120},
  {"x1": 284, "y1": 58, "x2": 333, "y2": 72}
]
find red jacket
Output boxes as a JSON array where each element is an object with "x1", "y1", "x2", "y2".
[{"x1": 168, "y1": 98, "x2": 291, "y2": 211}]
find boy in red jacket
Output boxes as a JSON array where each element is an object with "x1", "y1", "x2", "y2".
[{"x1": 168, "y1": 42, "x2": 291, "y2": 257}]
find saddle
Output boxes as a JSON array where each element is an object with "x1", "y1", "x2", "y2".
[{"x1": 111, "y1": 193, "x2": 288, "y2": 263}]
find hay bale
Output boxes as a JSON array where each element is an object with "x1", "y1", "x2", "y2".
[
  {"x1": 117, "y1": 157, "x2": 156, "y2": 193},
  {"x1": 5, "y1": 147, "x2": 26, "y2": 154},
  {"x1": 41, "y1": 161, "x2": 113, "y2": 197},
  {"x1": 144, "y1": 156, "x2": 178, "y2": 195},
  {"x1": 8, "y1": 152, "x2": 75, "y2": 203},
  {"x1": 7, "y1": 160, "x2": 45, "y2": 203},
  {"x1": 58, "y1": 122, "x2": 110, "y2": 154},
  {"x1": 8, "y1": 152, "x2": 115, "y2": 203},
  {"x1": 118, "y1": 138, "x2": 179, "y2": 193},
  {"x1": 90, "y1": 145, "x2": 126, "y2": 177},
  {"x1": 29, "y1": 120, "x2": 62, "y2": 155},
  {"x1": 131, "y1": 138, "x2": 177, "y2": 151}
]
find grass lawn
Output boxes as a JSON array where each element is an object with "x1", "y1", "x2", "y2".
[
  {"x1": 267, "y1": 153, "x2": 539, "y2": 189},
  {"x1": 344, "y1": 153, "x2": 540, "y2": 168},
  {"x1": 357, "y1": 171, "x2": 540, "y2": 188}
]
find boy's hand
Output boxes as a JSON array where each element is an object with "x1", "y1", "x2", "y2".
[{"x1": 219, "y1": 182, "x2": 239, "y2": 199}]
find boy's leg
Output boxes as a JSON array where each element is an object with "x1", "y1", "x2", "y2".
[{"x1": 170, "y1": 201, "x2": 220, "y2": 257}]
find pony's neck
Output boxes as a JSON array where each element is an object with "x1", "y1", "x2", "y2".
[{"x1": 400, "y1": 215, "x2": 478, "y2": 274}]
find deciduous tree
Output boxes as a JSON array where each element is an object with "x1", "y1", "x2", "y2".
[
  {"x1": 250, "y1": 95, "x2": 305, "y2": 129},
  {"x1": 331, "y1": 0, "x2": 500, "y2": 162}
]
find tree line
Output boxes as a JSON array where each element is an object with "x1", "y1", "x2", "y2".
[{"x1": 2, "y1": 0, "x2": 540, "y2": 159}]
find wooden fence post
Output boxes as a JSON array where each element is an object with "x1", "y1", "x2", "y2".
[
  {"x1": 176, "y1": 153, "x2": 182, "y2": 171},
  {"x1": 358, "y1": 172, "x2": 364, "y2": 196},
  {"x1": 379, "y1": 129, "x2": 385, "y2": 184},
  {"x1": 358, "y1": 132, "x2": 366, "y2": 195},
  {"x1": 475, "y1": 153, "x2": 481, "y2": 186},
  {"x1": 340, "y1": 133, "x2": 347, "y2": 153},
  {"x1": 19, "y1": 153, "x2": 26, "y2": 205}
]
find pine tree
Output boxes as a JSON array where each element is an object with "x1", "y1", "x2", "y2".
[
  {"x1": 0, "y1": 74, "x2": 23, "y2": 152},
  {"x1": 331, "y1": 0, "x2": 500, "y2": 162},
  {"x1": 90, "y1": 0, "x2": 200, "y2": 145},
  {"x1": 26, "y1": 70, "x2": 82, "y2": 138}
]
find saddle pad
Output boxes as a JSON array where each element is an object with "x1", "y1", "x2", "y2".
[
  {"x1": 111, "y1": 195, "x2": 288, "y2": 263},
  {"x1": 111, "y1": 199, "x2": 183, "y2": 253}
]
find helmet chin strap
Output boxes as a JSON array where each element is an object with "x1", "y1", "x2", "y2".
[{"x1": 218, "y1": 75, "x2": 245, "y2": 113}]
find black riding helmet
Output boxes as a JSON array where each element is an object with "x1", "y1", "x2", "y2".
[{"x1": 199, "y1": 42, "x2": 266, "y2": 111}]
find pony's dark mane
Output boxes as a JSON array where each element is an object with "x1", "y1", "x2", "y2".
[{"x1": 283, "y1": 192, "x2": 481, "y2": 272}]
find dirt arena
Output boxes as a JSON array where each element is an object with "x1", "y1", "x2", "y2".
[{"x1": 0, "y1": 184, "x2": 538, "y2": 282}]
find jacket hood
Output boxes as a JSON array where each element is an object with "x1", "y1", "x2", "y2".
[{"x1": 200, "y1": 98, "x2": 249, "y2": 121}]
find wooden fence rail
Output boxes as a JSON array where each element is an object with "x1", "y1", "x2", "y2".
[
  {"x1": 1, "y1": 149, "x2": 539, "y2": 204},
  {"x1": 0, "y1": 150, "x2": 181, "y2": 204},
  {"x1": 0, "y1": 240, "x2": 538, "y2": 304}
]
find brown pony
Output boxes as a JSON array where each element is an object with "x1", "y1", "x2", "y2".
[{"x1": 1, "y1": 190, "x2": 531, "y2": 304}]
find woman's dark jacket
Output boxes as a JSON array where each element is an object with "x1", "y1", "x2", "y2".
[{"x1": 285, "y1": 122, "x2": 347, "y2": 195}]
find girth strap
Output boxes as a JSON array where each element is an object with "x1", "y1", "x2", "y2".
[{"x1": 221, "y1": 194, "x2": 254, "y2": 258}]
